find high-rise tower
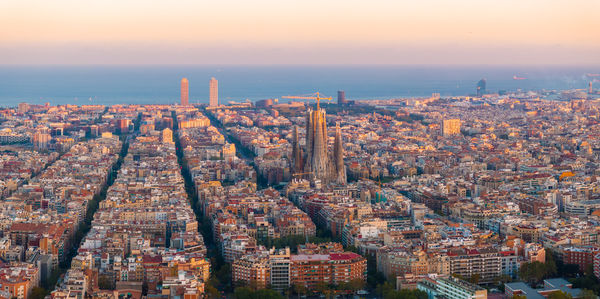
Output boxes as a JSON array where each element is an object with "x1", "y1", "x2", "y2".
[
  {"x1": 209, "y1": 77, "x2": 219, "y2": 107},
  {"x1": 337, "y1": 90, "x2": 347, "y2": 105},
  {"x1": 181, "y1": 78, "x2": 189, "y2": 105},
  {"x1": 476, "y1": 79, "x2": 486, "y2": 97}
]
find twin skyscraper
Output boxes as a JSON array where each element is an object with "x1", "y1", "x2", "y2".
[{"x1": 181, "y1": 77, "x2": 219, "y2": 107}]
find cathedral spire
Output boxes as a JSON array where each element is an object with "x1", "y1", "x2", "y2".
[
  {"x1": 292, "y1": 125, "x2": 303, "y2": 174},
  {"x1": 334, "y1": 122, "x2": 346, "y2": 184},
  {"x1": 302, "y1": 106, "x2": 343, "y2": 185}
]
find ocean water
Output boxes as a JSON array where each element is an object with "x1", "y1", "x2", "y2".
[{"x1": 0, "y1": 65, "x2": 597, "y2": 106}]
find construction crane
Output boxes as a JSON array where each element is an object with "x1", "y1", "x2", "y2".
[{"x1": 281, "y1": 92, "x2": 332, "y2": 109}]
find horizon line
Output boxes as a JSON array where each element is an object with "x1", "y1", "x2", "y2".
[{"x1": 1, "y1": 63, "x2": 600, "y2": 68}]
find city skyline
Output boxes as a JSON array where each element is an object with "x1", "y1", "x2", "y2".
[
  {"x1": 1, "y1": 0, "x2": 599, "y2": 65},
  {"x1": 3, "y1": 1, "x2": 600, "y2": 298},
  {"x1": 7, "y1": 89, "x2": 600, "y2": 299}
]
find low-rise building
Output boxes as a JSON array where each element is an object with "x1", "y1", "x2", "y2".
[{"x1": 418, "y1": 276, "x2": 487, "y2": 299}]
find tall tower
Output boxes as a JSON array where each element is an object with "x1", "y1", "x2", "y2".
[
  {"x1": 292, "y1": 126, "x2": 303, "y2": 174},
  {"x1": 476, "y1": 79, "x2": 486, "y2": 97},
  {"x1": 209, "y1": 77, "x2": 219, "y2": 107},
  {"x1": 590, "y1": 81, "x2": 594, "y2": 94},
  {"x1": 295, "y1": 105, "x2": 346, "y2": 185},
  {"x1": 333, "y1": 122, "x2": 346, "y2": 184},
  {"x1": 337, "y1": 91, "x2": 347, "y2": 105},
  {"x1": 304, "y1": 107, "x2": 327, "y2": 182},
  {"x1": 181, "y1": 78, "x2": 189, "y2": 105}
]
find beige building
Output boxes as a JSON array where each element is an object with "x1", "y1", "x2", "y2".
[
  {"x1": 442, "y1": 118, "x2": 461, "y2": 136},
  {"x1": 181, "y1": 78, "x2": 189, "y2": 106},
  {"x1": 162, "y1": 128, "x2": 173, "y2": 144},
  {"x1": 209, "y1": 77, "x2": 218, "y2": 107}
]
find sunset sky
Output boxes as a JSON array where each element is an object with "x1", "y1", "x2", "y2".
[{"x1": 1, "y1": 0, "x2": 599, "y2": 65}]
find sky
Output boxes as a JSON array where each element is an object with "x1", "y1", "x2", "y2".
[{"x1": 1, "y1": 0, "x2": 599, "y2": 65}]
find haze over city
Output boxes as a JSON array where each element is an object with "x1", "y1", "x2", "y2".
[{"x1": 1, "y1": 0, "x2": 599, "y2": 65}]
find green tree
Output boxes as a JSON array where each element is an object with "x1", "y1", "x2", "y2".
[
  {"x1": 323, "y1": 287, "x2": 335, "y2": 299},
  {"x1": 255, "y1": 289, "x2": 285, "y2": 299},
  {"x1": 519, "y1": 261, "x2": 553, "y2": 286},
  {"x1": 216, "y1": 263, "x2": 231, "y2": 286},
  {"x1": 547, "y1": 290, "x2": 573, "y2": 299},
  {"x1": 548, "y1": 249, "x2": 578, "y2": 278},
  {"x1": 375, "y1": 281, "x2": 395, "y2": 298},
  {"x1": 315, "y1": 281, "x2": 329, "y2": 294},
  {"x1": 233, "y1": 287, "x2": 285, "y2": 299},
  {"x1": 544, "y1": 249, "x2": 558, "y2": 277},
  {"x1": 380, "y1": 289, "x2": 428, "y2": 299},
  {"x1": 451, "y1": 273, "x2": 466, "y2": 280},
  {"x1": 469, "y1": 274, "x2": 480, "y2": 285},
  {"x1": 292, "y1": 283, "x2": 308, "y2": 296},
  {"x1": 367, "y1": 255, "x2": 385, "y2": 289},
  {"x1": 579, "y1": 289, "x2": 597, "y2": 299},
  {"x1": 247, "y1": 279, "x2": 260, "y2": 291},
  {"x1": 571, "y1": 274, "x2": 600, "y2": 296},
  {"x1": 337, "y1": 281, "x2": 349, "y2": 291},
  {"x1": 29, "y1": 287, "x2": 49, "y2": 299},
  {"x1": 205, "y1": 283, "x2": 221, "y2": 299},
  {"x1": 98, "y1": 275, "x2": 115, "y2": 290},
  {"x1": 233, "y1": 287, "x2": 254, "y2": 299},
  {"x1": 496, "y1": 274, "x2": 513, "y2": 284},
  {"x1": 584, "y1": 264, "x2": 595, "y2": 277},
  {"x1": 348, "y1": 278, "x2": 366, "y2": 292}
]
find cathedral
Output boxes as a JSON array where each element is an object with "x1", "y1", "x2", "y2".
[{"x1": 292, "y1": 106, "x2": 346, "y2": 185}]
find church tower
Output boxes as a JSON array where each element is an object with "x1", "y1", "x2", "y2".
[
  {"x1": 292, "y1": 125, "x2": 303, "y2": 174},
  {"x1": 294, "y1": 106, "x2": 346, "y2": 185},
  {"x1": 333, "y1": 122, "x2": 346, "y2": 184},
  {"x1": 304, "y1": 107, "x2": 329, "y2": 182}
]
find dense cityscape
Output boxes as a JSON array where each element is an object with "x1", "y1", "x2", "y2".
[{"x1": 0, "y1": 75, "x2": 598, "y2": 299}]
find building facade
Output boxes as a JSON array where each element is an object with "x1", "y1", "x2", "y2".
[
  {"x1": 290, "y1": 252, "x2": 366, "y2": 289},
  {"x1": 442, "y1": 119, "x2": 461, "y2": 136},
  {"x1": 209, "y1": 77, "x2": 218, "y2": 107},
  {"x1": 181, "y1": 78, "x2": 189, "y2": 106}
]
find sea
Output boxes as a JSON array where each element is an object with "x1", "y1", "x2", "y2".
[{"x1": 0, "y1": 65, "x2": 598, "y2": 107}]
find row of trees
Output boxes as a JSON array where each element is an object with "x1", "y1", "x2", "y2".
[
  {"x1": 514, "y1": 289, "x2": 596, "y2": 299},
  {"x1": 517, "y1": 249, "x2": 558, "y2": 287},
  {"x1": 233, "y1": 287, "x2": 285, "y2": 299},
  {"x1": 518, "y1": 261, "x2": 557, "y2": 287},
  {"x1": 172, "y1": 112, "x2": 228, "y2": 299},
  {"x1": 516, "y1": 249, "x2": 600, "y2": 297},
  {"x1": 232, "y1": 280, "x2": 370, "y2": 299},
  {"x1": 375, "y1": 281, "x2": 427, "y2": 299},
  {"x1": 364, "y1": 254, "x2": 429, "y2": 299}
]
